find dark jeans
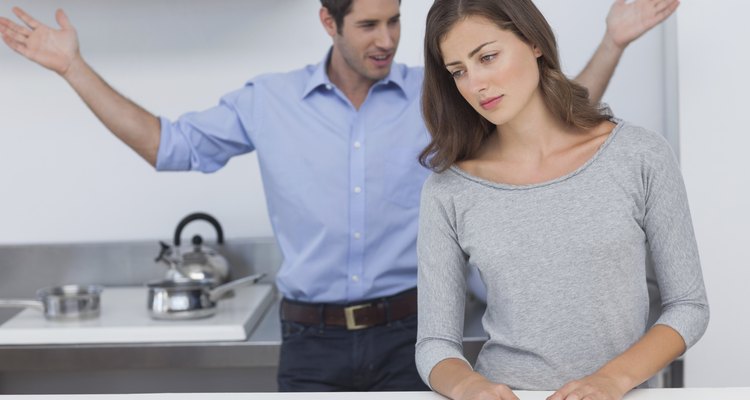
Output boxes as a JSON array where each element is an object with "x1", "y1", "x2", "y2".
[{"x1": 277, "y1": 314, "x2": 428, "y2": 391}]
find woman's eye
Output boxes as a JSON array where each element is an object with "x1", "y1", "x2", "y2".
[
  {"x1": 450, "y1": 70, "x2": 464, "y2": 79},
  {"x1": 481, "y1": 53, "x2": 496, "y2": 62}
]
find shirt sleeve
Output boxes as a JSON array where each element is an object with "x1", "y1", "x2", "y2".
[
  {"x1": 642, "y1": 135, "x2": 709, "y2": 349},
  {"x1": 156, "y1": 86, "x2": 256, "y2": 172},
  {"x1": 415, "y1": 175, "x2": 472, "y2": 388}
]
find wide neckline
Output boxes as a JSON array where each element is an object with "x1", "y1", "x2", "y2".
[{"x1": 449, "y1": 119, "x2": 625, "y2": 191}]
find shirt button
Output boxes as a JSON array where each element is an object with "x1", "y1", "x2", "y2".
[
  {"x1": 325, "y1": 84, "x2": 332, "y2": 90},
  {"x1": 353, "y1": 141, "x2": 361, "y2": 149},
  {"x1": 351, "y1": 275, "x2": 360, "y2": 282},
  {"x1": 353, "y1": 186, "x2": 362, "y2": 194},
  {"x1": 353, "y1": 232, "x2": 361, "y2": 240}
]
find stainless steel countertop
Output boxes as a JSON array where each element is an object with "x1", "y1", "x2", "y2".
[{"x1": 0, "y1": 296, "x2": 489, "y2": 372}]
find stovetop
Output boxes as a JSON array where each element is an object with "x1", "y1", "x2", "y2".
[{"x1": 0, "y1": 284, "x2": 275, "y2": 345}]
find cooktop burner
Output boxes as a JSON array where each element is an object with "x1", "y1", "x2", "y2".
[{"x1": 0, "y1": 284, "x2": 275, "y2": 345}]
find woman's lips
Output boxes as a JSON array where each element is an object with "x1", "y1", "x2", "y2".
[{"x1": 480, "y1": 95, "x2": 504, "y2": 110}]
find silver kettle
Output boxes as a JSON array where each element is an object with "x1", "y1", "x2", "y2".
[{"x1": 155, "y1": 212, "x2": 230, "y2": 286}]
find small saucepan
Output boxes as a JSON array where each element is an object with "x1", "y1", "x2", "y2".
[
  {"x1": 0, "y1": 284, "x2": 103, "y2": 321},
  {"x1": 146, "y1": 273, "x2": 265, "y2": 320}
]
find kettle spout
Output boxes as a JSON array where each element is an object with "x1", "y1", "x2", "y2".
[
  {"x1": 155, "y1": 241, "x2": 175, "y2": 266},
  {"x1": 155, "y1": 241, "x2": 189, "y2": 281}
]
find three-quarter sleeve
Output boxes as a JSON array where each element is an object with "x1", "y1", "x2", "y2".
[
  {"x1": 415, "y1": 175, "x2": 472, "y2": 388},
  {"x1": 156, "y1": 86, "x2": 256, "y2": 172},
  {"x1": 642, "y1": 136, "x2": 710, "y2": 348}
]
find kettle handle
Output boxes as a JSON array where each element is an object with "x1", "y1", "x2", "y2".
[{"x1": 174, "y1": 212, "x2": 224, "y2": 246}]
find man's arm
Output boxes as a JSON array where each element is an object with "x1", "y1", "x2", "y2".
[
  {"x1": 0, "y1": 7, "x2": 161, "y2": 166},
  {"x1": 575, "y1": 0, "x2": 680, "y2": 104}
]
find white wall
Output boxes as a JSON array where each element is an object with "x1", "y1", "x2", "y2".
[
  {"x1": 676, "y1": 1, "x2": 750, "y2": 388},
  {"x1": 0, "y1": 0, "x2": 668, "y2": 244}
]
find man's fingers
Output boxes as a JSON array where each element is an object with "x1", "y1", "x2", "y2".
[
  {"x1": 646, "y1": 0, "x2": 679, "y2": 27},
  {"x1": 55, "y1": 9, "x2": 72, "y2": 30},
  {"x1": 636, "y1": 0, "x2": 678, "y2": 29},
  {"x1": 655, "y1": 0, "x2": 680, "y2": 20},
  {"x1": 650, "y1": 0, "x2": 679, "y2": 16},
  {"x1": 0, "y1": 23, "x2": 28, "y2": 44},
  {"x1": 0, "y1": 17, "x2": 29, "y2": 36},
  {"x1": 12, "y1": 6, "x2": 41, "y2": 30},
  {"x1": 1, "y1": 32, "x2": 29, "y2": 56},
  {"x1": 652, "y1": 0, "x2": 678, "y2": 13},
  {"x1": 0, "y1": 18, "x2": 34, "y2": 42}
]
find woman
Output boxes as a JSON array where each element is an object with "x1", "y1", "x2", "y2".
[{"x1": 415, "y1": 1, "x2": 709, "y2": 400}]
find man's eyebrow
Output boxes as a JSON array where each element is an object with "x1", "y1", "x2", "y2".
[{"x1": 355, "y1": 13, "x2": 400, "y2": 25}]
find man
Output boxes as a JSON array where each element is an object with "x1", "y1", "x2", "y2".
[{"x1": 0, "y1": 0, "x2": 679, "y2": 392}]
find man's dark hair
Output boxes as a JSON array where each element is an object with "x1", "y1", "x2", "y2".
[
  {"x1": 320, "y1": 0, "x2": 353, "y2": 35},
  {"x1": 321, "y1": 0, "x2": 401, "y2": 35}
]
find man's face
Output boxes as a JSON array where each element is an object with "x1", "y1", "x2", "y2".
[{"x1": 333, "y1": 0, "x2": 401, "y2": 82}]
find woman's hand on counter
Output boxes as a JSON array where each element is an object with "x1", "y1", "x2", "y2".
[
  {"x1": 454, "y1": 377, "x2": 519, "y2": 400},
  {"x1": 546, "y1": 373, "x2": 626, "y2": 400},
  {"x1": 430, "y1": 358, "x2": 519, "y2": 400}
]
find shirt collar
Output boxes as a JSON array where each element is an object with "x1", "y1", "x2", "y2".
[
  {"x1": 302, "y1": 48, "x2": 407, "y2": 100},
  {"x1": 301, "y1": 50, "x2": 335, "y2": 99}
]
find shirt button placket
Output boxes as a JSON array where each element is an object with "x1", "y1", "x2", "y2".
[{"x1": 348, "y1": 116, "x2": 366, "y2": 300}]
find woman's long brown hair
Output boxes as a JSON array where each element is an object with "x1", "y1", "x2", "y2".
[{"x1": 419, "y1": 0, "x2": 610, "y2": 172}]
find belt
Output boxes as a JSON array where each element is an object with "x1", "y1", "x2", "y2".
[{"x1": 280, "y1": 288, "x2": 417, "y2": 331}]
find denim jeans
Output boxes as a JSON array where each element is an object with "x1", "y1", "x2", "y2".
[{"x1": 277, "y1": 314, "x2": 428, "y2": 391}]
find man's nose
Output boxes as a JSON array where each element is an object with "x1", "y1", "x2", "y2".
[{"x1": 374, "y1": 26, "x2": 395, "y2": 49}]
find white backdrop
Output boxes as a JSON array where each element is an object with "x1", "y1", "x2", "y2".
[
  {"x1": 676, "y1": 1, "x2": 750, "y2": 388},
  {"x1": 0, "y1": 0, "x2": 668, "y2": 244}
]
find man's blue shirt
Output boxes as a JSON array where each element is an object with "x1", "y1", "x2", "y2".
[{"x1": 156, "y1": 56, "x2": 430, "y2": 303}]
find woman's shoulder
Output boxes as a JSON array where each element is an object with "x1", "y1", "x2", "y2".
[
  {"x1": 422, "y1": 169, "x2": 463, "y2": 192},
  {"x1": 612, "y1": 121, "x2": 670, "y2": 149},
  {"x1": 609, "y1": 120, "x2": 677, "y2": 165},
  {"x1": 420, "y1": 168, "x2": 471, "y2": 202}
]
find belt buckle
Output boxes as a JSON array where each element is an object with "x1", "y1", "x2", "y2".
[{"x1": 344, "y1": 303, "x2": 370, "y2": 330}]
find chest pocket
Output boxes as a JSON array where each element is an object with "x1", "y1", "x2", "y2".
[{"x1": 384, "y1": 147, "x2": 431, "y2": 208}]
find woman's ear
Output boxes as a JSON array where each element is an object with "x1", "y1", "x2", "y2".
[{"x1": 532, "y1": 44, "x2": 543, "y2": 58}]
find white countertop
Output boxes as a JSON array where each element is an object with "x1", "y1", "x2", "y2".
[
  {"x1": 0, "y1": 284, "x2": 275, "y2": 345},
  {"x1": 0, "y1": 388, "x2": 748, "y2": 399}
]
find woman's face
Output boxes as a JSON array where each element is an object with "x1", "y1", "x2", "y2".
[{"x1": 440, "y1": 16, "x2": 542, "y2": 127}]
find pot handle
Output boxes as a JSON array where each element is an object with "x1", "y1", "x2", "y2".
[
  {"x1": 174, "y1": 212, "x2": 224, "y2": 246},
  {"x1": 209, "y1": 273, "x2": 265, "y2": 302},
  {"x1": 0, "y1": 299, "x2": 45, "y2": 311}
]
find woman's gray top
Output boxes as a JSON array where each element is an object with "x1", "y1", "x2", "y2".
[{"x1": 415, "y1": 120, "x2": 709, "y2": 390}]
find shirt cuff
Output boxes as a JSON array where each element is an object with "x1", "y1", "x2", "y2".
[{"x1": 155, "y1": 116, "x2": 191, "y2": 171}]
